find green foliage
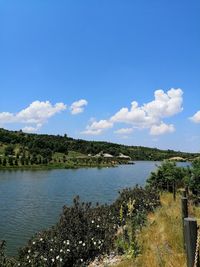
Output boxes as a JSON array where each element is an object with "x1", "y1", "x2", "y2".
[
  {"x1": 1, "y1": 187, "x2": 160, "y2": 266},
  {"x1": 4, "y1": 145, "x2": 14, "y2": 156},
  {"x1": 146, "y1": 161, "x2": 188, "y2": 190},
  {"x1": 189, "y1": 159, "x2": 200, "y2": 194},
  {"x1": 0, "y1": 128, "x2": 198, "y2": 170},
  {"x1": 0, "y1": 241, "x2": 17, "y2": 267}
]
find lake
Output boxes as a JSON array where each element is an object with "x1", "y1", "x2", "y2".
[{"x1": 0, "y1": 161, "x2": 189, "y2": 255}]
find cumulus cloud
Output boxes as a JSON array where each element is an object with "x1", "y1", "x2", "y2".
[
  {"x1": 0, "y1": 101, "x2": 67, "y2": 132},
  {"x1": 150, "y1": 122, "x2": 175, "y2": 135},
  {"x1": 190, "y1": 111, "x2": 200, "y2": 124},
  {"x1": 0, "y1": 112, "x2": 14, "y2": 123},
  {"x1": 82, "y1": 120, "x2": 113, "y2": 135},
  {"x1": 114, "y1": 128, "x2": 134, "y2": 134},
  {"x1": 16, "y1": 101, "x2": 67, "y2": 124},
  {"x1": 82, "y1": 88, "x2": 183, "y2": 136},
  {"x1": 22, "y1": 124, "x2": 42, "y2": 133},
  {"x1": 70, "y1": 99, "x2": 88, "y2": 115}
]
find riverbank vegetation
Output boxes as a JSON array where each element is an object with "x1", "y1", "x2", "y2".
[
  {"x1": 111, "y1": 160, "x2": 200, "y2": 267},
  {"x1": 0, "y1": 128, "x2": 199, "y2": 170},
  {"x1": 1, "y1": 127, "x2": 200, "y2": 266},
  {"x1": 1, "y1": 159, "x2": 200, "y2": 266},
  {"x1": 0, "y1": 187, "x2": 160, "y2": 266},
  {"x1": 113, "y1": 192, "x2": 187, "y2": 267}
]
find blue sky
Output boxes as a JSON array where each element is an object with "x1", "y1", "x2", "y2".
[{"x1": 0, "y1": 0, "x2": 200, "y2": 152}]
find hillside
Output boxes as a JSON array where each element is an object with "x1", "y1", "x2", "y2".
[{"x1": 0, "y1": 128, "x2": 199, "y2": 169}]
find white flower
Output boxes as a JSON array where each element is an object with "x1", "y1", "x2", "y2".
[
  {"x1": 28, "y1": 250, "x2": 31, "y2": 253},
  {"x1": 97, "y1": 225, "x2": 100, "y2": 228},
  {"x1": 44, "y1": 258, "x2": 47, "y2": 261},
  {"x1": 83, "y1": 243, "x2": 85, "y2": 246},
  {"x1": 60, "y1": 258, "x2": 63, "y2": 262},
  {"x1": 32, "y1": 241, "x2": 35, "y2": 245},
  {"x1": 50, "y1": 248, "x2": 53, "y2": 252},
  {"x1": 28, "y1": 260, "x2": 31, "y2": 263},
  {"x1": 67, "y1": 240, "x2": 70, "y2": 245},
  {"x1": 52, "y1": 258, "x2": 55, "y2": 262},
  {"x1": 40, "y1": 238, "x2": 43, "y2": 241},
  {"x1": 56, "y1": 255, "x2": 60, "y2": 260},
  {"x1": 60, "y1": 249, "x2": 63, "y2": 252},
  {"x1": 79, "y1": 241, "x2": 82, "y2": 244},
  {"x1": 81, "y1": 259, "x2": 83, "y2": 262},
  {"x1": 27, "y1": 256, "x2": 29, "y2": 259},
  {"x1": 91, "y1": 220, "x2": 94, "y2": 223},
  {"x1": 67, "y1": 249, "x2": 70, "y2": 252},
  {"x1": 93, "y1": 241, "x2": 96, "y2": 245}
]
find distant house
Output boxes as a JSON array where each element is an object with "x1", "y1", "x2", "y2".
[
  {"x1": 103, "y1": 153, "x2": 113, "y2": 158},
  {"x1": 93, "y1": 153, "x2": 102, "y2": 158},
  {"x1": 168, "y1": 157, "x2": 186, "y2": 162},
  {"x1": 118, "y1": 153, "x2": 131, "y2": 159},
  {"x1": 93, "y1": 152, "x2": 113, "y2": 158}
]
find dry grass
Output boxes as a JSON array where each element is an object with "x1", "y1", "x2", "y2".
[{"x1": 112, "y1": 193, "x2": 190, "y2": 267}]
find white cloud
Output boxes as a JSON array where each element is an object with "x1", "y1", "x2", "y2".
[
  {"x1": 82, "y1": 120, "x2": 113, "y2": 135},
  {"x1": 70, "y1": 99, "x2": 88, "y2": 115},
  {"x1": 16, "y1": 101, "x2": 67, "y2": 124},
  {"x1": 0, "y1": 112, "x2": 15, "y2": 123},
  {"x1": 150, "y1": 122, "x2": 175, "y2": 135},
  {"x1": 0, "y1": 101, "x2": 67, "y2": 133},
  {"x1": 111, "y1": 88, "x2": 183, "y2": 128},
  {"x1": 114, "y1": 128, "x2": 134, "y2": 134},
  {"x1": 143, "y1": 88, "x2": 183, "y2": 118},
  {"x1": 190, "y1": 111, "x2": 200, "y2": 124},
  {"x1": 82, "y1": 88, "x2": 183, "y2": 136},
  {"x1": 22, "y1": 125, "x2": 41, "y2": 133}
]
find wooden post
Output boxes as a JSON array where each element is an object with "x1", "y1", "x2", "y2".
[
  {"x1": 182, "y1": 197, "x2": 188, "y2": 248},
  {"x1": 184, "y1": 218, "x2": 199, "y2": 267}
]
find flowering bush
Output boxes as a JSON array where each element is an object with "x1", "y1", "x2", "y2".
[{"x1": 1, "y1": 187, "x2": 160, "y2": 266}]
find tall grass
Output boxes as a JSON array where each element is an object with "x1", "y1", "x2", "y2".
[{"x1": 114, "y1": 193, "x2": 188, "y2": 267}]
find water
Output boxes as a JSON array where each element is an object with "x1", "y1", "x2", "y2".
[{"x1": 0, "y1": 161, "x2": 189, "y2": 255}]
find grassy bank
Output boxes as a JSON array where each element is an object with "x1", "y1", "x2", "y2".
[
  {"x1": 0, "y1": 162, "x2": 116, "y2": 171},
  {"x1": 113, "y1": 192, "x2": 196, "y2": 267}
]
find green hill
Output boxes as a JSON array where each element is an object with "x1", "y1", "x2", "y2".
[{"x1": 0, "y1": 128, "x2": 198, "y2": 169}]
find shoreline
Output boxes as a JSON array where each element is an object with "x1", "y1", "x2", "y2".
[{"x1": 0, "y1": 163, "x2": 118, "y2": 171}]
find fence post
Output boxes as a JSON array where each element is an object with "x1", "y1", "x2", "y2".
[
  {"x1": 184, "y1": 218, "x2": 199, "y2": 267},
  {"x1": 182, "y1": 197, "x2": 188, "y2": 248}
]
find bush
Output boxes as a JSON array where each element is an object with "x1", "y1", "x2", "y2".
[
  {"x1": 1, "y1": 187, "x2": 160, "y2": 266},
  {"x1": 146, "y1": 161, "x2": 188, "y2": 191}
]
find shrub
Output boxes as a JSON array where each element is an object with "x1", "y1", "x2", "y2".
[{"x1": 2, "y1": 187, "x2": 160, "y2": 266}]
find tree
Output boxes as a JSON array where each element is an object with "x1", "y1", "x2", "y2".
[
  {"x1": 189, "y1": 159, "x2": 200, "y2": 195},
  {"x1": 8, "y1": 157, "x2": 13, "y2": 166},
  {"x1": 4, "y1": 145, "x2": 14, "y2": 156},
  {"x1": 2, "y1": 158, "x2": 7, "y2": 166},
  {"x1": 146, "y1": 161, "x2": 186, "y2": 191}
]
